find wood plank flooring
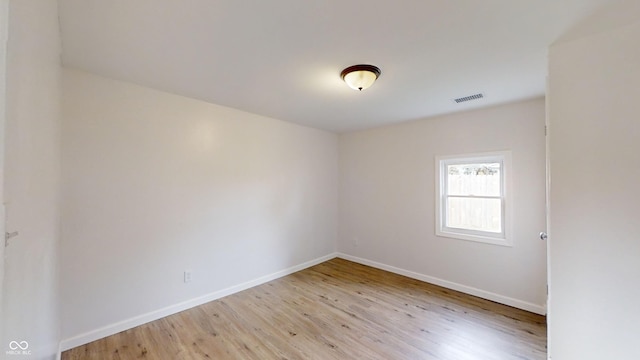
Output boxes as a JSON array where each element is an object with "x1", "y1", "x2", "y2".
[{"x1": 62, "y1": 258, "x2": 546, "y2": 359}]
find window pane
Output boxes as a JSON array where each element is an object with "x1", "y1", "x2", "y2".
[
  {"x1": 446, "y1": 197, "x2": 502, "y2": 233},
  {"x1": 447, "y1": 163, "x2": 501, "y2": 196}
]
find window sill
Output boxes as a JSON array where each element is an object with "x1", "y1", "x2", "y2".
[{"x1": 436, "y1": 230, "x2": 513, "y2": 247}]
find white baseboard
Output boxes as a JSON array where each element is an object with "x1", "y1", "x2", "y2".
[
  {"x1": 336, "y1": 253, "x2": 546, "y2": 315},
  {"x1": 59, "y1": 252, "x2": 338, "y2": 351},
  {"x1": 60, "y1": 251, "x2": 545, "y2": 352}
]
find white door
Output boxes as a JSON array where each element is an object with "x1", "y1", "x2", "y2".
[
  {"x1": 0, "y1": 0, "x2": 9, "y2": 349},
  {"x1": 543, "y1": 78, "x2": 551, "y2": 358}
]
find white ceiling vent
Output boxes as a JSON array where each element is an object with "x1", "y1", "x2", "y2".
[{"x1": 453, "y1": 93, "x2": 484, "y2": 104}]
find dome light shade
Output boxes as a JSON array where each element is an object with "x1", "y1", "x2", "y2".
[{"x1": 341, "y1": 64, "x2": 381, "y2": 91}]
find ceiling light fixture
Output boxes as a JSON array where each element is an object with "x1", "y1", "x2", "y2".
[{"x1": 340, "y1": 64, "x2": 381, "y2": 91}]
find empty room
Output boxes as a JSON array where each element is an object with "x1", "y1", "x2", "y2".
[{"x1": 1, "y1": 1, "x2": 639, "y2": 359}]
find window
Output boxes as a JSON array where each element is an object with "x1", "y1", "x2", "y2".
[{"x1": 436, "y1": 151, "x2": 511, "y2": 246}]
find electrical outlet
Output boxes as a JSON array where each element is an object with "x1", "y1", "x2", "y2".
[
  {"x1": 184, "y1": 270, "x2": 192, "y2": 283},
  {"x1": 353, "y1": 236, "x2": 359, "y2": 247}
]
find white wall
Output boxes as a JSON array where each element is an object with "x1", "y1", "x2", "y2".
[
  {"x1": 548, "y1": 14, "x2": 640, "y2": 360},
  {"x1": 339, "y1": 98, "x2": 547, "y2": 313},
  {"x1": 2, "y1": 0, "x2": 61, "y2": 359},
  {"x1": 60, "y1": 69, "x2": 338, "y2": 347}
]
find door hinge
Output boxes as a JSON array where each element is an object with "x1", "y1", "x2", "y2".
[{"x1": 5, "y1": 231, "x2": 18, "y2": 247}]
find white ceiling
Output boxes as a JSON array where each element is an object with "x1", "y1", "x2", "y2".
[{"x1": 58, "y1": 0, "x2": 619, "y2": 132}]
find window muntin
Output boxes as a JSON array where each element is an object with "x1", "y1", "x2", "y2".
[{"x1": 436, "y1": 152, "x2": 511, "y2": 246}]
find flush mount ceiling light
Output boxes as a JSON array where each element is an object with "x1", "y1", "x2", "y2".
[{"x1": 340, "y1": 64, "x2": 381, "y2": 91}]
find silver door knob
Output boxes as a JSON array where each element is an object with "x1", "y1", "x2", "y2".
[{"x1": 540, "y1": 232, "x2": 547, "y2": 241}]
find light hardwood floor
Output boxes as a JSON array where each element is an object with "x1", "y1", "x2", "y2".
[{"x1": 62, "y1": 258, "x2": 546, "y2": 359}]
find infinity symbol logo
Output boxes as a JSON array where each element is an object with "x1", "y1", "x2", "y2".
[{"x1": 9, "y1": 341, "x2": 29, "y2": 350}]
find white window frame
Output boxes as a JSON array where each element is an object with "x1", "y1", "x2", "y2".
[{"x1": 435, "y1": 151, "x2": 512, "y2": 247}]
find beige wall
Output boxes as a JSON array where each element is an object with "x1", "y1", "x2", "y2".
[
  {"x1": 338, "y1": 98, "x2": 547, "y2": 313},
  {"x1": 60, "y1": 69, "x2": 338, "y2": 348}
]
